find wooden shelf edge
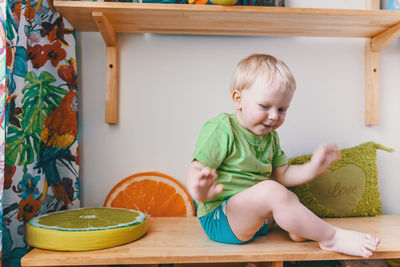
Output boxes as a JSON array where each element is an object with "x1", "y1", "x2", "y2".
[
  {"x1": 54, "y1": 1, "x2": 400, "y2": 15},
  {"x1": 55, "y1": 1, "x2": 400, "y2": 36}
]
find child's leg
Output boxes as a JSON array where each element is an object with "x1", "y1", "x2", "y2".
[
  {"x1": 225, "y1": 180, "x2": 380, "y2": 258},
  {"x1": 288, "y1": 232, "x2": 307, "y2": 242}
]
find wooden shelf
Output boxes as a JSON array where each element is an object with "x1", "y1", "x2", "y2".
[
  {"x1": 21, "y1": 216, "x2": 400, "y2": 266},
  {"x1": 54, "y1": 1, "x2": 400, "y2": 124}
]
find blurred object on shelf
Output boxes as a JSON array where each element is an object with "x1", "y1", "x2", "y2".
[
  {"x1": 189, "y1": 0, "x2": 283, "y2": 6},
  {"x1": 386, "y1": 0, "x2": 400, "y2": 10}
]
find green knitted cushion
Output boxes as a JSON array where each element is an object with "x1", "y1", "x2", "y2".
[{"x1": 289, "y1": 142, "x2": 393, "y2": 217}]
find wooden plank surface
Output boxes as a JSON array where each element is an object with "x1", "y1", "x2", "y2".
[
  {"x1": 22, "y1": 215, "x2": 400, "y2": 266},
  {"x1": 55, "y1": 1, "x2": 400, "y2": 37},
  {"x1": 364, "y1": 0, "x2": 380, "y2": 126}
]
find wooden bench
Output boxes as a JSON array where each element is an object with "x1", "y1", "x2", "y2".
[{"x1": 21, "y1": 215, "x2": 400, "y2": 267}]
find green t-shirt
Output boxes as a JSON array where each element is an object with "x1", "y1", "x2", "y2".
[{"x1": 193, "y1": 113, "x2": 288, "y2": 217}]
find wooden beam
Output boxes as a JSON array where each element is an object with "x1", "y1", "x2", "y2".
[
  {"x1": 270, "y1": 262, "x2": 283, "y2": 267},
  {"x1": 105, "y1": 44, "x2": 118, "y2": 124},
  {"x1": 364, "y1": 0, "x2": 380, "y2": 126},
  {"x1": 92, "y1": 11, "x2": 118, "y2": 124},
  {"x1": 92, "y1": 11, "x2": 116, "y2": 46},
  {"x1": 371, "y1": 23, "x2": 400, "y2": 52},
  {"x1": 365, "y1": 38, "x2": 380, "y2": 126},
  {"x1": 365, "y1": 0, "x2": 380, "y2": 10}
]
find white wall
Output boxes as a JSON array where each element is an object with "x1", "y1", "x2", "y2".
[{"x1": 77, "y1": 0, "x2": 400, "y2": 214}]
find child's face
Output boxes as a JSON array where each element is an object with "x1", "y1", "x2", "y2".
[{"x1": 233, "y1": 78, "x2": 293, "y2": 136}]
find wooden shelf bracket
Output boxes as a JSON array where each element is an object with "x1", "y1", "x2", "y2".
[
  {"x1": 371, "y1": 22, "x2": 400, "y2": 52},
  {"x1": 365, "y1": 22, "x2": 400, "y2": 126},
  {"x1": 92, "y1": 11, "x2": 118, "y2": 124}
]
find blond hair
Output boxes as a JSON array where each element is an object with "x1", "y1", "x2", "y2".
[{"x1": 230, "y1": 54, "x2": 296, "y2": 93}]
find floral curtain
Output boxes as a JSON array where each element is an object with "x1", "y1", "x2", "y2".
[
  {"x1": 3, "y1": 0, "x2": 79, "y2": 265},
  {"x1": 1, "y1": 0, "x2": 6, "y2": 263}
]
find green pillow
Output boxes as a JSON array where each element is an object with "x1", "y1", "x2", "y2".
[{"x1": 288, "y1": 142, "x2": 393, "y2": 218}]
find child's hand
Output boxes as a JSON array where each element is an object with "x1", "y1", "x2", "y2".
[
  {"x1": 187, "y1": 164, "x2": 224, "y2": 202},
  {"x1": 310, "y1": 143, "x2": 341, "y2": 176}
]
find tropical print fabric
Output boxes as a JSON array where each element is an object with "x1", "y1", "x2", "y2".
[
  {"x1": 1, "y1": 0, "x2": 6, "y2": 262},
  {"x1": 3, "y1": 0, "x2": 79, "y2": 265}
]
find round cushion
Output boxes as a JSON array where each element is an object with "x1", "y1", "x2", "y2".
[{"x1": 26, "y1": 207, "x2": 147, "y2": 251}]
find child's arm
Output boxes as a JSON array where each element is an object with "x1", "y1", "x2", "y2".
[
  {"x1": 186, "y1": 160, "x2": 224, "y2": 202},
  {"x1": 272, "y1": 143, "x2": 341, "y2": 187}
]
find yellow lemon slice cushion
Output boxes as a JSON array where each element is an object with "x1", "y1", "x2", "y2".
[{"x1": 26, "y1": 207, "x2": 147, "y2": 251}]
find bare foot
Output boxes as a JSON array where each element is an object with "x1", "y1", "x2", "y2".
[
  {"x1": 289, "y1": 232, "x2": 307, "y2": 242},
  {"x1": 319, "y1": 227, "x2": 380, "y2": 258}
]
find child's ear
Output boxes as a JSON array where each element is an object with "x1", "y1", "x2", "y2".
[{"x1": 232, "y1": 90, "x2": 242, "y2": 110}]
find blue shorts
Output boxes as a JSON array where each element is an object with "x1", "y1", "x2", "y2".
[{"x1": 199, "y1": 200, "x2": 269, "y2": 244}]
